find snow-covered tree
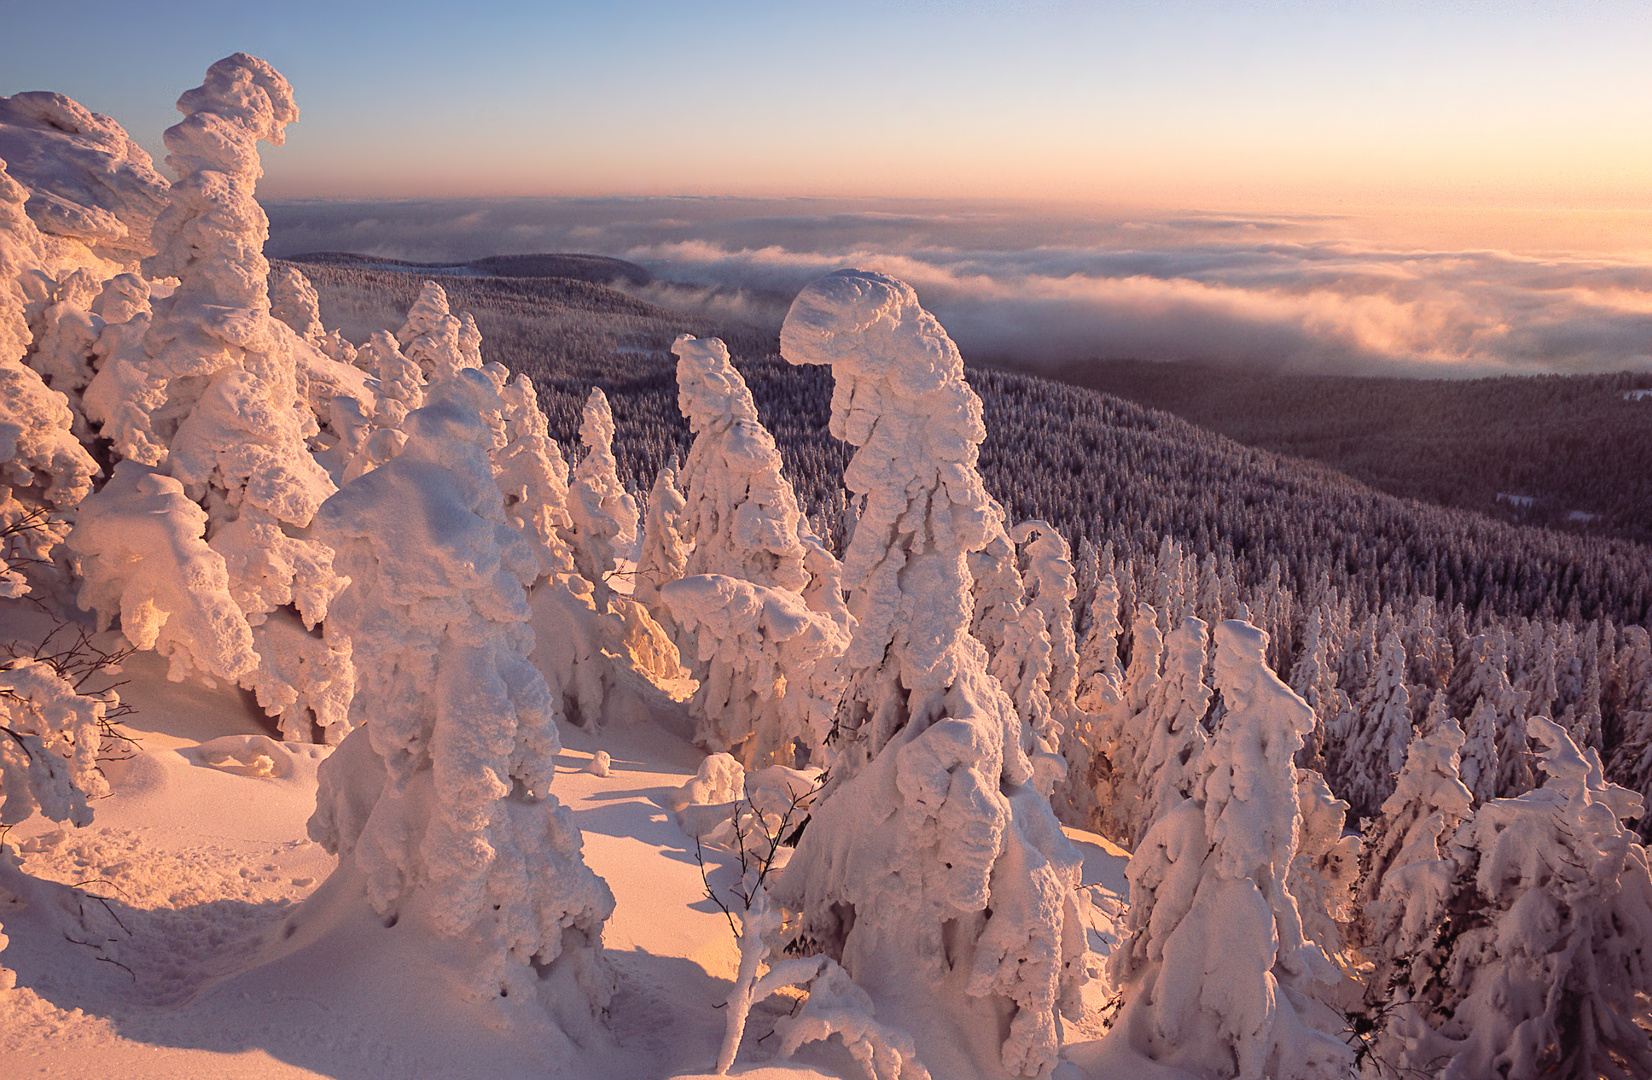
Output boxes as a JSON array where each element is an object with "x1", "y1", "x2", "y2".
[
  {"x1": 1090, "y1": 603, "x2": 1162, "y2": 840},
  {"x1": 492, "y1": 371, "x2": 577, "y2": 579},
  {"x1": 665, "y1": 333, "x2": 848, "y2": 766},
  {"x1": 0, "y1": 159, "x2": 97, "y2": 599},
  {"x1": 67, "y1": 462, "x2": 256, "y2": 686},
  {"x1": 1378, "y1": 716, "x2": 1652, "y2": 1080},
  {"x1": 307, "y1": 369, "x2": 614, "y2": 1031},
  {"x1": 0, "y1": 657, "x2": 113, "y2": 828},
  {"x1": 770, "y1": 270, "x2": 1084, "y2": 1079},
  {"x1": 1332, "y1": 629, "x2": 1412, "y2": 822},
  {"x1": 1108, "y1": 620, "x2": 1353, "y2": 1080},
  {"x1": 633, "y1": 456, "x2": 688, "y2": 617},
  {"x1": 1355, "y1": 716, "x2": 1473, "y2": 1001},
  {"x1": 674, "y1": 334, "x2": 811, "y2": 591},
  {"x1": 74, "y1": 55, "x2": 353, "y2": 741},
  {"x1": 1073, "y1": 569, "x2": 1123, "y2": 715},
  {"x1": 565, "y1": 387, "x2": 637, "y2": 601},
  {"x1": 396, "y1": 280, "x2": 473, "y2": 383},
  {"x1": 1110, "y1": 615, "x2": 1213, "y2": 849}
]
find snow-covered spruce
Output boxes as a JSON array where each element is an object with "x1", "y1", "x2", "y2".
[
  {"x1": 0, "y1": 89, "x2": 169, "y2": 275},
  {"x1": 665, "y1": 333, "x2": 849, "y2": 767},
  {"x1": 0, "y1": 159, "x2": 98, "y2": 600},
  {"x1": 1111, "y1": 615, "x2": 1213, "y2": 850},
  {"x1": 633, "y1": 455, "x2": 688, "y2": 618},
  {"x1": 67, "y1": 461, "x2": 256, "y2": 685},
  {"x1": 1108, "y1": 620, "x2": 1353, "y2": 1080},
  {"x1": 77, "y1": 55, "x2": 358, "y2": 741},
  {"x1": 770, "y1": 270, "x2": 1084, "y2": 1079},
  {"x1": 0, "y1": 657, "x2": 112, "y2": 829},
  {"x1": 1355, "y1": 716, "x2": 1474, "y2": 998},
  {"x1": 565, "y1": 387, "x2": 637, "y2": 604},
  {"x1": 305, "y1": 369, "x2": 614, "y2": 1031},
  {"x1": 1376, "y1": 715, "x2": 1652, "y2": 1080}
]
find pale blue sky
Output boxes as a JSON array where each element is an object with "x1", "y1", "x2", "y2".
[{"x1": 2, "y1": 0, "x2": 1649, "y2": 213}]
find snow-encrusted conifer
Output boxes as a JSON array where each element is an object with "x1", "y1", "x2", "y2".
[
  {"x1": 307, "y1": 369, "x2": 614, "y2": 1029},
  {"x1": 663, "y1": 333, "x2": 848, "y2": 765},
  {"x1": 492, "y1": 371, "x2": 576, "y2": 578},
  {"x1": 86, "y1": 55, "x2": 351, "y2": 740},
  {"x1": 1073, "y1": 570, "x2": 1123, "y2": 714},
  {"x1": 1110, "y1": 616, "x2": 1213, "y2": 849},
  {"x1": 1109, "y1": 621, "x2": 1353, "y2": 1080},
  {"x1": 565, "y1": 387, "x2": 636, "y2": 600},
  {"x1": 1090, "y1": 603, "x2": 1162, "y2": 840},
  {"x1": 633, "y1": 456, "x2": 688, "y2": 616},
  {"x1": 1356, "y1": 717, "x2": 1472, "y2": 997},
  {"x1": 68, "y1": 462, "x2": 256, "y2": 685},
  {"x1": 1333, "y1": 629, "x2": 1412, "y2": 822},
  {"x1": 397, "y1": 280, "x2": 473, "y2": 382},
  {"x1": 0, "y1": 658, "x2": 113, "y2": 828},
  {"x1": 673, "y1": 334, "x2": 810, "y2": 591},
  {"x1": 1380, "y1": 716, "x2": 1652, "y2": 1080},
  {"x1": 771, "y1": 270, "x2": 1084, "y2": 1079},
  {"x1": 0, "y1": 159, "x2": 97, "y2": 598}
]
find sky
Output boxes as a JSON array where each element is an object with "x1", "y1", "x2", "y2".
[
  {"x1": 2, "y1": 0, "x2": 1649, "y2": 215},
  {"x1": 2, "y1": 0, "x2": 1650, "y2": 376}
]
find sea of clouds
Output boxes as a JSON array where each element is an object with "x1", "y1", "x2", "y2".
[{"x1": 265, "y1": 197, "x2": 1652, "y2": 378}]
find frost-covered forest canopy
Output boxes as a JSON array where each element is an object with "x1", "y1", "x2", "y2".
[{"x1": 4, "y1": 53, "x2": 1652, "y2": 1080}]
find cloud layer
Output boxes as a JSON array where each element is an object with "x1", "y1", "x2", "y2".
[{"x1": 266, "y1": 198, "x2": 1652, "y2": 377}]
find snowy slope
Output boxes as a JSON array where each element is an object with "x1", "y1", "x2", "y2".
[{"x1": 0, "y1": 600, "x2": 1132, "y2": 1080}]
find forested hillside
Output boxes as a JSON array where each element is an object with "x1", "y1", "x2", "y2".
[
  {"x1": 285, "y1": 258, "x2": 1652, "y2": 632},
  {"x1": 1050, "y1": 356, "x2": 1652, "y2": 543}
]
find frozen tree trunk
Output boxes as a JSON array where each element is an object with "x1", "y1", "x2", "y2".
[
  {"x1": 1108, "y1": 620, "x2": 1354, "y2": 1080},
  {"x1": 770, "y1": 270, "x2": 1084, "y2": 1079},
  {"x1": 306, "y1": 370, "x2": 614, "y2": 1037}
]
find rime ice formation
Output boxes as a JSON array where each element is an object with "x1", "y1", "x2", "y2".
[
  {"x1": 493, "y1": 371, "x2": 577, "y2": 578},
  {"x1": 0, "y1": 90, "x2": 169, "y2": 272},
  {"x1": 663, "y1": 573, "x2": 848, "y2": 766},
  {"x1": 673, "y1": 334, "x2": 811, "y2": 592},
  {"x1": 0, "y1": 162, "x2": 98, "y2": 598},
  {"x1": 1109, "y1": 621, "x2": 1353, "y2": 1080},
  {"x1": 67, "y1": 462, "x2": 257, "y2": 685},
  {"x1": 1380, "y1": 716, "x2": 1652, "y2": 1080},
  {"x1": 1334, "y1": 629, "x2": 1412, "y2": 821},
  {"x1": 565, "y1": 387, "x2": 637, "y2": 599},
  {"x1": 0, "y1": 658, "x2": 112, "y2": 828},
  {"x1": 1357, "y1": 717, "x2": 1473, "y2": 994},
  {"x1": 634, "y1": 457, "x2": 688, "y2": 616},
  {"x1": 269, "y1": 264, "x2": 325, "y2": 343},
  {"x1": 145, "y1": 54, "x2": 334, "y2": 520},
  {"x1": 307, "y1": 370, "x2": 614, "y2": 1026},
  {"x1": 666, "y1": 334, "x2": 848, "y2": 766},
  {"x1": 78, "y1": 55, "x2": 352, "y2": 741},
  {"x1": 1113, "y1": 615, "x2": 1213, "y2": 849},
  {"x1": 771, "y1": 270, "x2": 1084, "y2": 1079},
  {"x1": 397, "y1": 280, "x2": 474, "y2": 382}
]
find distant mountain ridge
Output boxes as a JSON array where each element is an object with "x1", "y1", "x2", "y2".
[{"x1": 284, "y1": 250, "x2": 654, "y2": 287}]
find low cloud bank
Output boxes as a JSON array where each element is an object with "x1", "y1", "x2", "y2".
[{"x1": 266, "y1": 197, "x2": 1652, "y2": 377}]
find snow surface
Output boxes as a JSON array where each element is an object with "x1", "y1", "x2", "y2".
[{"x1": 0, "y1": 598, "x2": 1136, "y2": 1079}]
